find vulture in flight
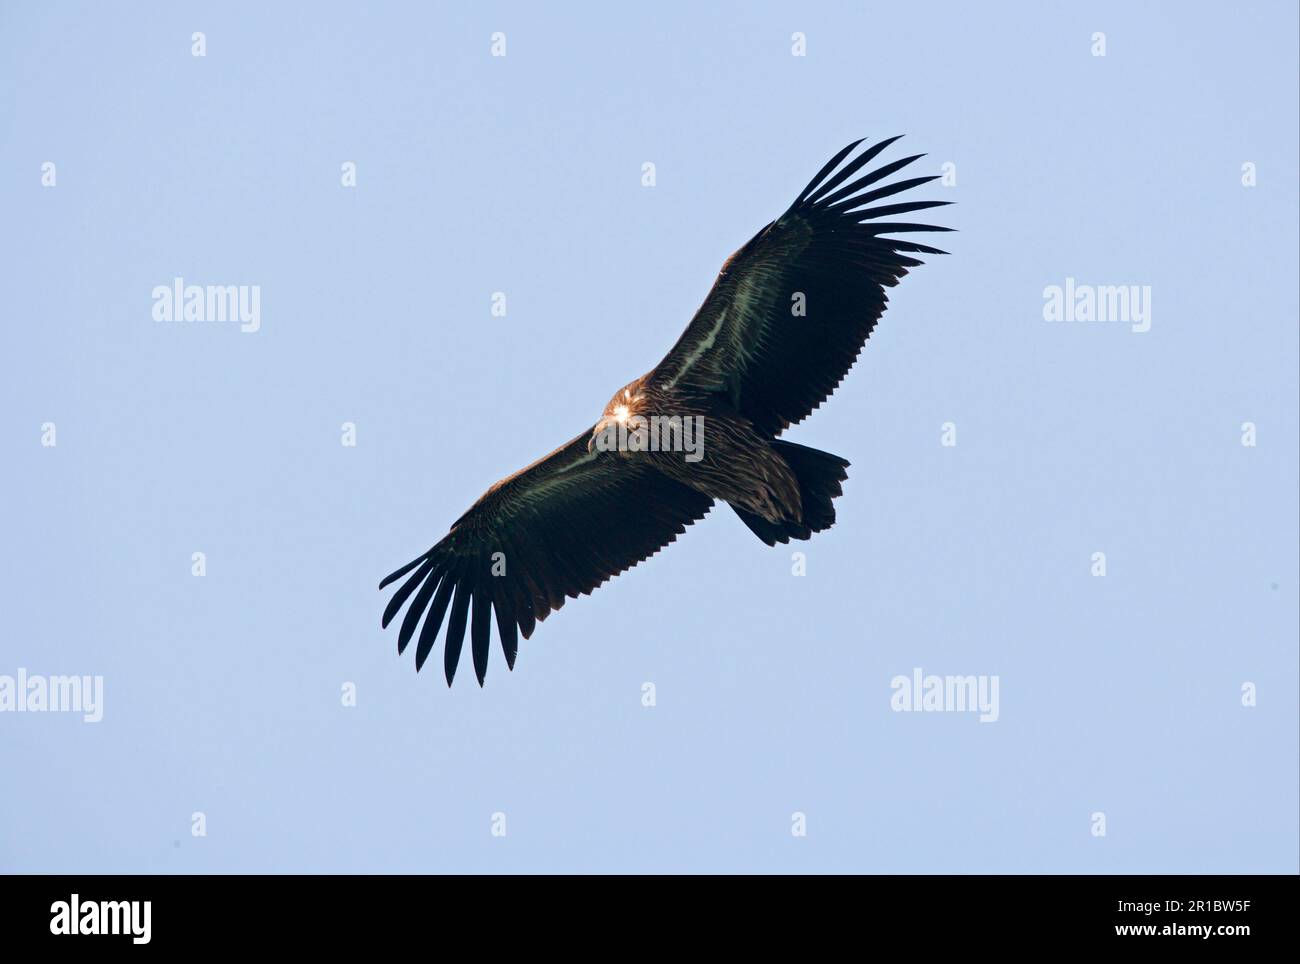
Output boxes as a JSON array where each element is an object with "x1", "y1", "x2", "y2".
[{"x1": 381, "y1": 137, "x2": 950, "y2": 686}]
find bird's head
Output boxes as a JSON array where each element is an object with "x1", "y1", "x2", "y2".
[{"x1": 588, "y1": 386, "x2": 646, "y2": 452}]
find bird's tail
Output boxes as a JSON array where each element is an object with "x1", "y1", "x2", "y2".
[{"x1": 730, "y1": 440, "x2": 850, "y2": 545}]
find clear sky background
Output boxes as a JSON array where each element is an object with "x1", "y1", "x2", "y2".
[{"x1": 2, "y1": 1, "x2": 1296, "y2": 873}]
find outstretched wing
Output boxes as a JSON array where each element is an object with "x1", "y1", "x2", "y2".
[
  {"x1": 379, "y1": 432, "x2": 713, "y2": 687},
  {"x1": 653, "y1": 136, "x2": 952, "y2": 437}
]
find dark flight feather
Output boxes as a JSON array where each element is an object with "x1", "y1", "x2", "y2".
[
  {"x1": 470, "y1": 580, "x2": 492, "y2": 685},
  {"x1": 415, "y1": 568, "x2": 457, "y2": 671},
  {"x1": 444, "y1": 576, "x2": 473, "y2": 686},
  {"x1": 803, "y1": 135, "x2": 904, "y2": 206}
]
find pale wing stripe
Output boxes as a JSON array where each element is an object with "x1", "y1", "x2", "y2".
[{"x1": 662, "y1": 308, "x2": 727, "y2": 390}]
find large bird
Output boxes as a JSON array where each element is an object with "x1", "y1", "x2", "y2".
[{"x1": 380, "y1": 137, "x2": 950, "y2": 686}]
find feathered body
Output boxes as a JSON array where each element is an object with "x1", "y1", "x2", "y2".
[{"x1": 593, "y1": 374, "x2": 803, "y2": 525}]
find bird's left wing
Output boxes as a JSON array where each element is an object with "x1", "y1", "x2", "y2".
[
  {"x1": 379, "y1": 431, "x2": 713, "y2": 686},
  {"x1": 652, "y1": 136, "x2": 952, "y2": 437}
]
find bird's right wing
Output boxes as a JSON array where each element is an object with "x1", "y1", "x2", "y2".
[{"x1": 379, "y1": 430, "x2": 713, "y2": 687}]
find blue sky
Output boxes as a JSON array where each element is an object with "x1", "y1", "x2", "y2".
[{"x1": 1, "y1": 1, "x2": 1296, "y2": 873}]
